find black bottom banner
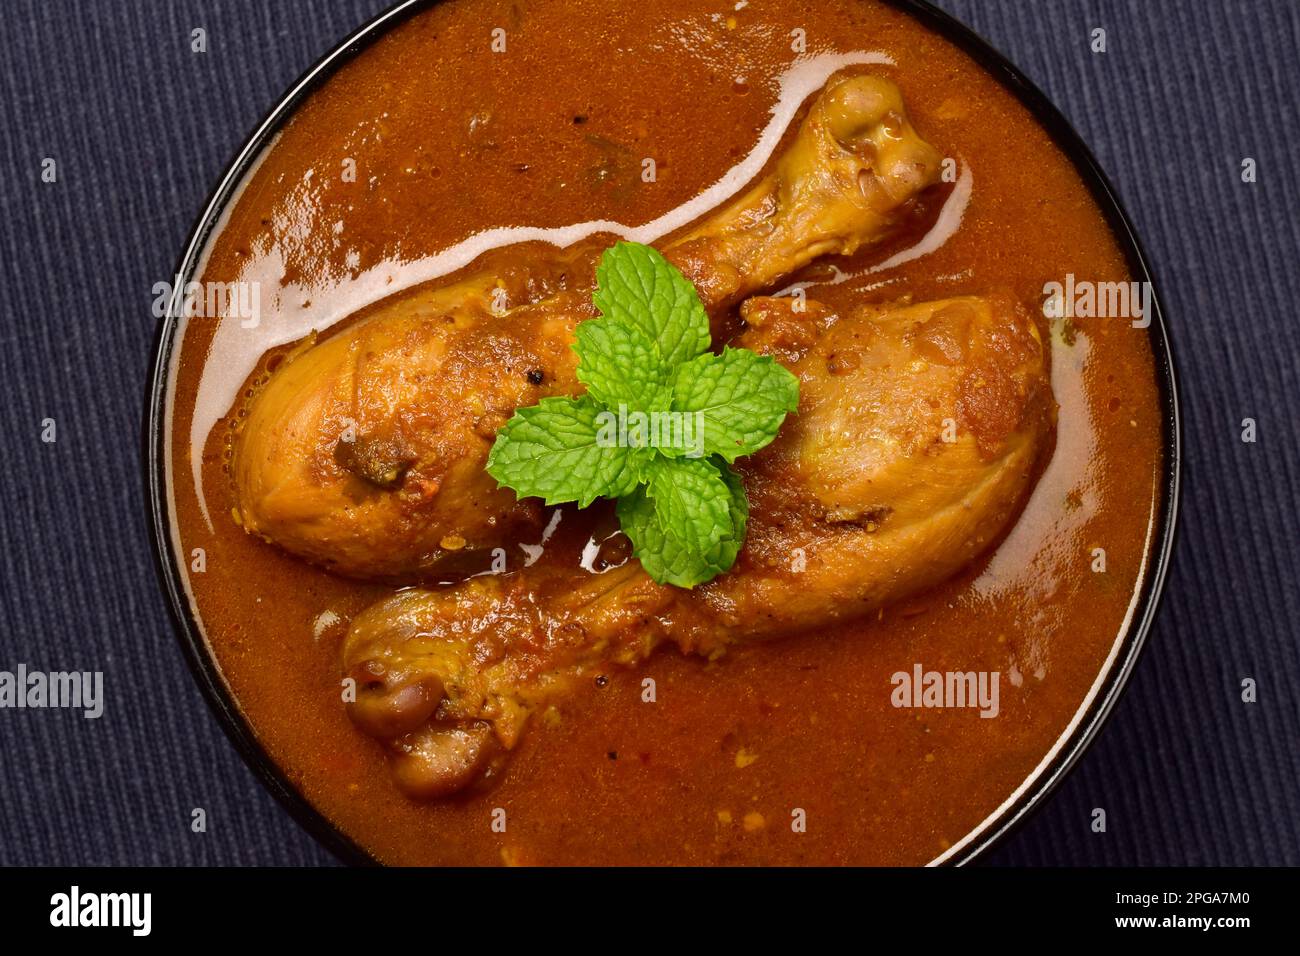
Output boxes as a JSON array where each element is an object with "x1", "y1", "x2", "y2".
[{"x1": 0, "y1": 866, "x2": 1282, "y2": 941}]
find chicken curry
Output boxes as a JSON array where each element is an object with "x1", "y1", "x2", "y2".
[{"x1": 164, "y1": 0, "x2": 1164, "y2": 865}]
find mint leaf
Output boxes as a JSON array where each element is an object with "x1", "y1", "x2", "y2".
[
  {"x1": 485, "y1": 396, "x2": 645, "y2": 507},
  {"x1": 669, "y1": 347, "x2": 801, "y2": 462},
  {"x1": 574, "y1": 317, "x2": 671, "y2": 412},
  {"x1": 617, "y1": 457, "x2": 749, "y2": 587},
  {"x1": 647, "y1": 456, "x2": 733, "y2": 554},
  {"x1": 593, "y1": 242, "x2": 710, "y2": 367},
  {"x1": 487, "y1": 241, "x2": 790, "y2": 589}
]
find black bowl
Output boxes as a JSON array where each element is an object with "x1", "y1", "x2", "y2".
[{"x1": 144, "y1": 0, "x2": 1181, "y2": 867}]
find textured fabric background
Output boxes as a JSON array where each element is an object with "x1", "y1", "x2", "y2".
[{"x1": 0, "y1": 0, "x2": 1295, "y2": 866}]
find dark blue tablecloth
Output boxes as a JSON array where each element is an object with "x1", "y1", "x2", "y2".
[{"x1": 0, "y1": 0, "x2": 1296, "y2": 866}]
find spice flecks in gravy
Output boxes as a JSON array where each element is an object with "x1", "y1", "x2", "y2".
[{"x1": 166, "y1": 0, "x2": 1162, "y2": 865}]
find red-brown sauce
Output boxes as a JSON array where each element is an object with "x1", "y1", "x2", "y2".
[{"x1": 165, "y1": 0, "x2": 1163, "y2": 865}]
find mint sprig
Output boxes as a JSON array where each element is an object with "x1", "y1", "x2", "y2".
[{"x1": 486, "y1": 241, "x2": 799, "y2": 587}]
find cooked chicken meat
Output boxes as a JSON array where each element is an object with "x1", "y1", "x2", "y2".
[
  {"x1": 232, "y1": 74, "x2": 941, "y2": 579},
  {"x1": 342, "y1": 293, "x2": 1054, "y2": 797}
]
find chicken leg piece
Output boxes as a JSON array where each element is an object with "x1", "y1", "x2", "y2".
[
  {"x1": 341, "y1": 292, "x2": 1055, "y2": 798},
  {"x1": 232, "y1": 74, "x2": 942, "y2": 580}
]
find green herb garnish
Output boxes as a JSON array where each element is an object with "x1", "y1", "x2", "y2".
[{"x1": 486, "y1": 241, "x2": 799, "y2": 587}]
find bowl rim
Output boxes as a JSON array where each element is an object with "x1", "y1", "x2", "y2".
[{"x1": 143, "y1": 0, "x2": 1182, "y2": 868}]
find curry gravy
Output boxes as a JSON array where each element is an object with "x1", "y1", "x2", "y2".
[{"x1": 166, "y1": 0, "x2": 1163, "y2": 865}]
